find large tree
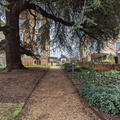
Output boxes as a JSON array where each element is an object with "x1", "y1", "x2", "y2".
[{"x1": 0, "y1": 0, "x2": 120, "y2": 70}]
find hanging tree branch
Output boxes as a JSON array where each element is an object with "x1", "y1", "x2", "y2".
[
  {"x1": 28, "y1": 9, "x2": 37, "y2": 35},
  {"x1": 0, "y1": 2, "x2": 8, "y2": 7},
  {"x1": 23, "y1": 3, "x2": 75, "y2": 26}
]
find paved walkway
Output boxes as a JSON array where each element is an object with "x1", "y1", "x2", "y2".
[{"x1": 16, "y1": 69, "x2": 99, "y2": 120}]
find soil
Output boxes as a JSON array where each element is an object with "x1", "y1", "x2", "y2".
[
  {"x1": 16, "y1": 69, "x2": 100, "y2": 120},
  {"x1": 0, "y1": 68, "x2": 47, "y2": 118}
]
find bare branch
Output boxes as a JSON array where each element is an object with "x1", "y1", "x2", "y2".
[
  {"x1": 28, "y1": 9, "x2": 37, "y2": 28},
  {"x1": 47, "y1": 3, "x2": 55, "y2": 16},
  {"x1": 28, "y1": 9, "x2": 37, "y2": 18}
]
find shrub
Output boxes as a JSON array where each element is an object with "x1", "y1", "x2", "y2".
[
  {"x1": 84, "y1": 85, "x2": 120, "y2": 114},
  {"x1": 62, "y1": 63, "x2": 72, "y2": 72},
  {"x1": 72, "y1": 70, "x2": 120, "y2": 115}
]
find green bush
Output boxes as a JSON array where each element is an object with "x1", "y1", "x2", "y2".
[
  {"x1": 72, "y1": 70, "x2": 120, "y2": 115},
  {"x1": 62, "y1": 63, "x2": 72, "y2": 72},
  {"x1": 85, "y1": 85, "x2": 120, "y2": 114},
  {"x1": 63, "y1": 63, "x2": 83, "y2": 72}
]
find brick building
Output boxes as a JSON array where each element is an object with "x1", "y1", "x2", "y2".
[
  {"x1": 19, "y1": 11, "x2": 50, "y2": 66},
  {"x1": 0, "y1": 11, "x2": 50, "y2": 66}
]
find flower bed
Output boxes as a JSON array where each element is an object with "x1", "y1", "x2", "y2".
[
  {"x1": 72, "y1": 70, "x2": 120, "y2": 115},
  {"x1": 63, "y1": 62, "x2": 120, "y2": 119}
]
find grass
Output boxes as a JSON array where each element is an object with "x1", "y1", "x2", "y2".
[
  {"x1": 25, "y1": 65, "x2": 50, "y2": 68},
  {"x1": 0, "y1": 103, "x2": 24, "y2": 120},
  {"x1": 0, "y1": 116, "x2": 10, "y2": 120},
  {"x1": 11, "y1": 103, "x2": 24, "y2": 119},
  {"x1": 0, "y1": 66, "x2": 50, "y2": 69},
  {"x1": 0, "y1": 66, "x2": 5, "y2": 68}
]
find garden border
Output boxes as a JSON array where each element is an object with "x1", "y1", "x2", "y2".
[{"x1": 64, "y1": 70, "x2": 106, "y2": 120}]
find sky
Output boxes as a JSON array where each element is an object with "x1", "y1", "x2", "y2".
[{"x1": 50, "y1": 50, "x2": 61, "y2": 58}]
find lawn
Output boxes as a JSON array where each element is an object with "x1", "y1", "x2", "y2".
[
  {"x1": 0, "y1": 66, "x2": 5, "y2": 68},
  {"x1": 0, "y1": 66, "x2": 50, "y2": 69},
  {"x1": 26, "y1": 65, "x2": 50, "y2": 68}
]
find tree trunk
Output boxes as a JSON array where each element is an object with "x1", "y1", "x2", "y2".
[{"x1": 5, "y1": 4, "x2": 24, "y2": 71}]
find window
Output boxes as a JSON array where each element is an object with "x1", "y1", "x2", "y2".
[
  {"x1": 91, "y1": 41, "x2": 98, "y2": 50},
  {"x1": 35, "y1": 47, "x2": 41, "y2": 55},
  {"x1": 19, "y1": 20, "x2": 24, "y2": 29},
  {"x1": 116, "y1": 42, "x2": 120, "y2": 49},
  {"x1": 34, "y1": 60, "x2": 41, "y2": 65},
  {"x1": 0, "y1": 61, "x2": 3, "y2": 66},
  {"x1": 35, "y1": 34, "x2": 41, "y2": 42},
  {"x1": 35, "y1": 21, "x2": 41, "y2": 29},
  {"x1": 49, "y1": 59, "x2": 56, "y2": 62},
  {"x1": 49, "y1": 59, "x2": 54, "y2": 62},
  {"x1": 19, "y1": 32, "x2": 23, "y2": 41}
]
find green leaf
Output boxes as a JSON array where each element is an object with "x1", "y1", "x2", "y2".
[
  {"x1": 11, "y1": 108, "x2": 22, "y2": 119},
  {"x1": 86, "y1": 17, "x2": 97, "y2": 26}
]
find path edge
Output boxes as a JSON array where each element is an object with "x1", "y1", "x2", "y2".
[
  {"x1": 63, "y1": 69, "x2": 106, "y2": 120},
  {"x1": 15, "y1": 68, "x2": 49, "y2": 120}
]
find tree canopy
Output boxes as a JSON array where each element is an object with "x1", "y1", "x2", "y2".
[{"x1": 0, "y1": 0, "x2": 120, "y2": 70}]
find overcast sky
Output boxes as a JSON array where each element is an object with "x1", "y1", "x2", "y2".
[{"x1": 50, "y1": 50, "x2": 61, "y2": 58}]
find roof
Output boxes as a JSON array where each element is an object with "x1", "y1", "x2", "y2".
[
  {"x1": 49, "y1": 57, "x2": 58, "y2": 59},
  {"x1": 60, "y1": 54, "x2": 68, "y2": 59}
]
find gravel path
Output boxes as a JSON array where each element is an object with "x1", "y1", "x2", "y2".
[{"x1": 16, "y1": 69, "x2": 99, "y2": 120}]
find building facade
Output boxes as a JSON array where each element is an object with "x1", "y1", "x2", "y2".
[
  {"x1": 0, "y1": 11, "x2": 50, "y2": 66},
  {"x1": 79, "y1": 34, "x2": 120, "y2": 62}
]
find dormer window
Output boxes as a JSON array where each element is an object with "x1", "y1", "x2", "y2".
[{"x1": 90, "y1": 41, "x2": 98, "y2": 51}]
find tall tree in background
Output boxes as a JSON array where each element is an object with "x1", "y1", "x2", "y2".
[{"x1": 0, "y1": 0, "x2": 120, "y2": 70}]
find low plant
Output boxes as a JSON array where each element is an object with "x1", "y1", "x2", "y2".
[
  {"x1": 0, "y1": 116, "x2": 10, "y2": 120},
  {"x1": 72, "y1": 69, "x2": 120, "y2": 115},
  {"x1": 84, "y1": 85, "x2": 120, "y2": 114},
  {"x1": 62, "y1": 63, "x2": 72, "y2": 72},
  {"x1": 0, "y1": 103, "x2": 24, "y2": 120}
]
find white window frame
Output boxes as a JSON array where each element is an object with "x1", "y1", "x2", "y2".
[{"x1": 19, "y1": 32, "x2": 24, "y2": 41}]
